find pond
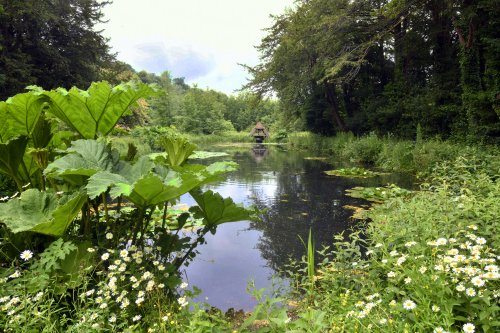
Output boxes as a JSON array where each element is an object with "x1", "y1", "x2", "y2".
[{"x1": 181, "y1": 144, "x2": 413, "y2": 311}]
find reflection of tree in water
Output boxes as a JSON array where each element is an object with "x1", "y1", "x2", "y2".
[
  {"x1": 249, "y1": 158, "x2": 367, "y2": 274},
  {"x1": 197, "y1": 145, "x2": 384, "y2": 275}
]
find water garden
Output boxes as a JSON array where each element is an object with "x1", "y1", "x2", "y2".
[
  {"x1": 1, "y1": 1, "x2": 499, "y2": 332},
  {"x1": 0, "y1": 82, "x2": 498, "y2": 333}
]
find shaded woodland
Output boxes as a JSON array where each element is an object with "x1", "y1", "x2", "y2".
[{"x1": 246, "y1": 0, "x2": 499, "y2": 141}]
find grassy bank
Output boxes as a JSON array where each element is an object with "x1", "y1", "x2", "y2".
[{"x1": 287, "y1": 132, "x2": 499, "y2": 174}]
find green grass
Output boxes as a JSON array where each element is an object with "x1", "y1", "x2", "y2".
[{"x1": 287, "y1": 131, "x2": 498, "y2": 173}]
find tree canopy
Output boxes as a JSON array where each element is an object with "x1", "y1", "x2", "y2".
[
  {"x1": 246, "y1": 0, "x2": 500, "y2": 140},
  {"x1": 0, "y1": 0, "x2": 114, "y2": 100}
]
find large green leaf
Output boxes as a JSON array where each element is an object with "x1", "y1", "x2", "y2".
[
  {"x1": 0, "y1": 136, "x2": 28, "y2": 185},
  {"x1": 86, "y1": 171, "x2": 131, "y2": 199},
  {"x1": 86, "y1": 158, "x2": 238, "y2": 210},
  {"x1": 0, "y1": 91, "x2": 47, "y2": 143},
  {"x1": 126, "y1": 174, "x2": 183, "y2": 208},
  {"x1": 181, "y1": 161, "x2": 238, "y2": 188},
  {"x1": 189, "y1": 190, "x2": 253, "y2": 229},
  {"x1": 45, "y1": 81, "x2": 156, "y2": 139},
  {"x1": 44, "y1": 139, "x2": 121, "y2": 185},
  {"x1": 158, "y1": 135, "x2": 197, "y2": 166},
  {"x1": 85, "y1": 156, "x2": 154, "y2": 199},
  {"x1": 0, "y1": 189, "x2": 86, "y2": 236},
  {"x1": 119, "y1": 155, "x2": 155, "y2": 182}
]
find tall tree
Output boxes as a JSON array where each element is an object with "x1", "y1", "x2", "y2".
[
  {"x1": 247, "y1": 0, "x2": 499, "y2": 140},
  {"x1": 0, "y1": 0, "x2": 114, "y2": 99}
]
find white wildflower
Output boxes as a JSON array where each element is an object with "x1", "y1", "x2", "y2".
[
  {"x1": 403, "y1": 300, "x2": 416, "y2": 310},
  {"x1": 19, "y1": 250, "x2": 33, "y2": 261}
]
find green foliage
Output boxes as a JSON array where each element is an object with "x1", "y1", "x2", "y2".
[
  {"x1": 246, "y1": 0, "x2": 499, "y2": 140},
  {"x1": 44, "y1": 81, "x2": 156, "y2": 139},
  {"x1": 242, "y1": 151, "x2": 499, "y2": 332},
  {"x1": 158, "y1": 135, "x2": 197, "y2": 166},
  {"x1": 0, "y1": 136, "x2": 29, "y2": 190},
  {"x1": 44, "y1": 139, "x2": 122, "y2": 186},
  {"x1": 0, "y1": 81, "x2": 255, "y2": 332},
  {"x1": 189, "y1": 190, "x2": 254, "y2": 231},
  {"x1": 324, "y1": 167, "x2": 386, "y2": 178},
  {"x1": 0, "y1": 0, "x2": 114, "y2": 100},
  {"x1": 346, "y1": 184, "x2": 413, "y2": 203},
  {"x1": 287, "y1": 131, "x2": 498, "y2": 174},
  {"x1": 0, "y1": 90, "x2": 46, "y2": 143},
  {"x1": 0, "y1": 189, "x2": 86, "y2": 236}
]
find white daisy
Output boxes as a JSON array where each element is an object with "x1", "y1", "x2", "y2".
[
  {"x1": 402, "y1": 300, "x2": 416, "y2": 310},
  {"x1": 19, "y1": 250, "x2": 33, "y2": 261}
]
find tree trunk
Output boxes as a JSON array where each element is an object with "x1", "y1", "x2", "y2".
[
  {"x1": 454, "y1": 3, "x2": 482, "y2": 139},
  {"x1": 325, "y1": 84, "x2": 347, "y2": 132}
]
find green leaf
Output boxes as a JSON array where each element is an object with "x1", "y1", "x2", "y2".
[
  {"x1": 0, "y1": 92, "x2": 47, "y2": 143},
  {"x1": 86, "y1": 155, "x2": 157, "y2": 200},
  {"x1": 86, "y1": 171, "x2": 130, "y2": 199},
  {"x1": 44, "y1": 139, "x2": 121, "y2": 184},
  {"x1": 33, "y1": 193, "x2": 87, "y2": 236},
  {"x1": 189, "y1": 190, "x2": 253, "y2": 228},
  {"x1": 0, "y1": 136, "x2": 28, "y2": 186},
  {"x1": 0, "y1": 189, "x2": 86, "y2": 236},
  {"x1": 158, "y1": 135, "x2": 197, "y2": 166},
  {"x1": 59, "y1": 240, "x2": 94, "y2": 289},
  {"x1": 127, "y1": 174, "x2": 186, "y2": 208},
  {"x1": 120, "y1": 155, "x2": 155, "y2": 182},
  {"x1": 45, "y1": 81, "x2": 156, "y2": 139}
]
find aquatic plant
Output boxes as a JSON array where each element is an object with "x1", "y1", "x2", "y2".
[{"x1": 324, "y1": 167, "x2": 386, "y2": 178}]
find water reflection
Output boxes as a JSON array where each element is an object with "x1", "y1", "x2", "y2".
[
  {"x1": 183, "y1": 145, "x2": 412, "y2": 311},
  {"x1": 250, "y1": 144, "x2": 268, "y2": 163}
]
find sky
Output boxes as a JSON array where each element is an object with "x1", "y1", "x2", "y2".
[{"x1": 99, "y1": 0, "x2": 295, "y2": 94}]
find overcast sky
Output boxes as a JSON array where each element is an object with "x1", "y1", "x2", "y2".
[{"x1": 99, "y1": 0, "x2": 294, "y2": 94}]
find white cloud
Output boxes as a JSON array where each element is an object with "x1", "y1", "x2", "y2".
[{"x1": 99, "y1": 0, "x2": 294, "y2": 94}]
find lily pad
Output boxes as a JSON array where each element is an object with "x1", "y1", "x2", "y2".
[
  {"x1": 190, "y1": 151, "x2": 229, "y2": 159},
  {"x1": 345, "y1": 184, "x2": 413, "y2": 202},
  {"x1": 324, "y1": 167, "x2": 386, "y2": 178}
]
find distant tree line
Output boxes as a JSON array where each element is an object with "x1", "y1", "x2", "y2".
[
  {"x1": 245, "y1": 0, "x2": 499, "y2": 141},
  {"x1": 130, "y1": 70, "x2": 279, "y2": 134}
]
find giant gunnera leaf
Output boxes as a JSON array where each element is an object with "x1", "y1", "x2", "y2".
[
  {"x1": 0, "y1": 136, "x2": 28, "y2": 185},
  {"x1": 44, "y1": 139, "x2": 122, "y2": 185},
  {"x1": 0, "y1": 90, "x2": 47, "y2": 143},
  {"x1": 45, "y1": 81, "x2": 156, "y2": 139},
  {"x1": 189, "y1": 190, "x2": 254, "y2": 230},
  {"x1": 86, "y1": 158, "x2": 238, "y2": 210},
  {"x1": 0, "y1": 189, "x2": 86, "y2": 236}
]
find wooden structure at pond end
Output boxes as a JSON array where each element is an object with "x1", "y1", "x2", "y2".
[{"x1": 249, "y1": 122, "x2": 269, "y2": 143}]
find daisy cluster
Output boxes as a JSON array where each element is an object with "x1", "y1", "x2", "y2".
[
  {"x1": 427, "y1": 226, "x2": 499, "y2": 300},
  {"x1": 75, "y1": 234, "x2": 191, "y2": 330},
  {"x1": 338, "y1": 225, "x2": 499, "y2": 332}
]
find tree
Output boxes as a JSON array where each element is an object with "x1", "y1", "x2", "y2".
[
  {"x1": 0, "y1": 0, "x2": 114, "y2": 99},
  {"x1": 247, "y1": 0, "x2": 499, "y2": 140}
]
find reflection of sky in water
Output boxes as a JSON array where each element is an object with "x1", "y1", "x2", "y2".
[
  {"x1": 180, "y1": 175, "x2": 280, "y2": 311},
  {"x1": 180, "y1": 146, "x2": 413, "y2": 311},
  {"x1": 182, "y1": 222, "x2": 276, "y2": 311}
]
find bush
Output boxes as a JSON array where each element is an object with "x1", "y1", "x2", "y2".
[{"x1": 341, "y1": 132, "x2": 383, "y2": 164}]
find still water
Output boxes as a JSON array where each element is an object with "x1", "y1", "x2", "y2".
[{"x1": 181, "y1": 144, "x2": 411, "y2": 311}]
